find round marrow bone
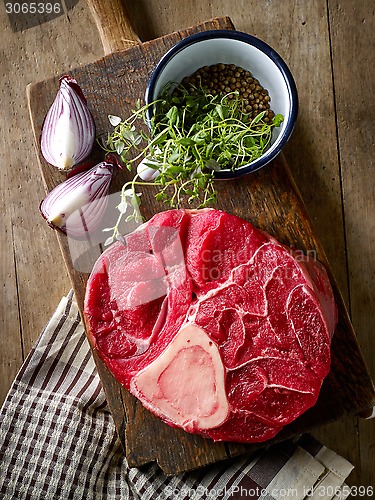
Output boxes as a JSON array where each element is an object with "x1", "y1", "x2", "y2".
[{"x1": 130, "y1": 324, "x2": 229, "y2": 431}]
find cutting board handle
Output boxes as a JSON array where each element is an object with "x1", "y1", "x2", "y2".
[{"x1": 86, "y1": 0, "x2": 140, "y2": 55}]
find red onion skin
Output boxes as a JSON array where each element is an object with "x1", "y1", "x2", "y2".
[
  {"x1": 40, "y1": 75, "x2": 96, "y2": 171},
  {"x1": 66, "y1": 161, "x2": 97, "y2": 178},
  {"x1": 39, "y1": 155, "x2": 120, "y2": 239}
]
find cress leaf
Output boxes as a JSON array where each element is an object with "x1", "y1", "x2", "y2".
[
  {"x1": 215, "y1": 104, "x2": 224, "y2": 121},
  {"x1": 104, "y1": 236, "x2": 114, "y2": 246},
  {"x1": 244, "y1": 136, "x2": 255, "y2": 148},
  {"x1": 168, "y1": 151, "x2": 180, "y2": 163},
  {"x1": 117, "y1": 200, "x2": 128, "y2": 214},
  {"x1": 251, "y1": 111, "x2": 266, "y2": 125},
  {"x1": 167, "y1": 165, "x2": 184, "y2": 175},
  {"x1": 116, "y1": 141, "x2": 125, "y2": 155},
  {"x1": 178, "y1": 137, "x2": 195, "y2": 146},
  {"x1": 273, "y1": 114, "x2": 285, "y2": 127},
  {"x1": 108, "y1": 115, "x2": 122, "y2": 127},
  {"x1": 166, "y1": 106, "x2": 179, "y2": 126}
]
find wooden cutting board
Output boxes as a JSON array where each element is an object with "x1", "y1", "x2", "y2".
[{"x1": 27, "y1": 8, "x2": 375, "y2": 475}]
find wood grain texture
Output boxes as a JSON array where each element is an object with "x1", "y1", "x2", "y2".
[
  {"x1": 27, "y1": 17, "x2": 374, "y2": 475},
  {"x1": 1, "y1": 0, "x2": 374, "y2": 487},
  {"x1": 327, "y1": 0, "x2": 375, "y2": 483},
  {"x1": 86, "y1": 0, "x2": 140, "y2": 54},
  {"x1": 0, "y1": 168, "x2": 23, "y2": 396},
  {"x1": 0, "y1": 0, "x2": 102, "y2": 404}
]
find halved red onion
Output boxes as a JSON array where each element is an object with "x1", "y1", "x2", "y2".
[
  {"x1": 40, "y1": 155, "x2": 119, "y2": 239},
  {"x1": 41, "y1": 75, "x2": 95, "y2": 171}
]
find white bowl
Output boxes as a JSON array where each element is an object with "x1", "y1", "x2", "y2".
[{"x1": 146, "y1": 30, "x2": 298, "y2": 178}]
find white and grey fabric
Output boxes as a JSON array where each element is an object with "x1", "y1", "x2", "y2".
[{"x1": 0, "y1": 291, "x2": 354, "y2": 499}]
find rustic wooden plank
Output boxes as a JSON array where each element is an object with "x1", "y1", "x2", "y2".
[
  {"x1": 0, "y1": 176, "x2": 23, "y2": 402},
  {"x1": 328, "y1": 0, "x2": 375, "y2": 389},
  {"x1": 86, "y1": 0, "x2": 140, "y2": 54},
  {"x1": 0, "y1": 2, "x2": 103, "y2": 403},
  {"x1": 259, "y1": 0, "x2": 364, "y2": 482},
  {"x1": 327, "y1": 0, "x2": 375, "y2": 489},
  {"x1": 27, "y1": 15, "x2": 374, "y2": 475},
  {"x1": 271, "y1": 1, "x2": 349, "y2": 300}
]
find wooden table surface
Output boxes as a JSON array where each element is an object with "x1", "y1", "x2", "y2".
[{"x1": 1, "y1": 0, "x2": 374, "y2": 488}]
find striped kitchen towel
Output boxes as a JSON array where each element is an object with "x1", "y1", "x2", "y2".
[{"x1": 0, "y1": 291, "x2": 354, "y2": 500}]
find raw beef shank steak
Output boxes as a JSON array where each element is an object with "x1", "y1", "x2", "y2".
[{"x1": 84, "y1": 209, "x2": 337, "y2": 443}]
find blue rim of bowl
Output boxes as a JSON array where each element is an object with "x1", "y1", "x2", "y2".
[{"x1": 145, "y1": 29, "x2": 298, "y2": 178}]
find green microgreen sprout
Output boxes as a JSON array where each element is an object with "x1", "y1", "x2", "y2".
[{"x1": 101, "y1": 84, "x2": 283, "y2": 243}]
